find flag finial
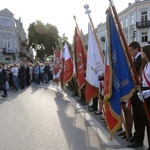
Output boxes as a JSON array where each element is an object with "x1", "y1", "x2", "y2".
[
  {"x1": 84, "y1": 4, "x2": 91, "y2": 17},
  {"x1": 62, "y1": 33, "x2": 68, "y2": 41},
  {"x1": 73, "y1": 15, "x2": 76, "y2": 20}
]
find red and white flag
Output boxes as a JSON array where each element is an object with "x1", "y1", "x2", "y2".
[
  {"x1": 59, "y1": 47, "x2": 64, "y2": 85},
  {"x1": 74, "y1": 27, "x2": 86, "y2": 91},
  {"x1": 85, "y1": 23, "x2": 104, "y2": 103},
  {"x1": 62, "y1": 42, "x2": 73, "y2": 85},
  {"x1": 53, "y1": 48, "x2": 60, "y2": 84}
]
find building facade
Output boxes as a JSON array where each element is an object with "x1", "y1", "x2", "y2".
[
  {"x1": 83, "y1": 0, "x2": 150, "y2": 52},
  {"x1": 0, "y1": 8, "x2": 27, "y2": 64}
]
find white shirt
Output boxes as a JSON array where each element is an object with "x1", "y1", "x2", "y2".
[
  {"x1": 142, "y1": 62, "x2": 150, "y2": 87},
  {"x1": 11, "y1": 67, "x2": 18, "y2": 76},
  {"x1": 134, "y1": 52, "x2": 141, "y2": 61}
]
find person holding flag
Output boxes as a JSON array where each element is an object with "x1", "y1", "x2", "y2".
[
  {"x1": 127, "y1": 41, "x2": 144, "y2": 148},
  {"x1": 135, "y1": 45, "x2": 150, "y2": 150}
]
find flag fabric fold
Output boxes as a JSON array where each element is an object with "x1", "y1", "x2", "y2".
[
  {"x1": 53, "y1": 48, "x2": 60, "y2": 84},
  {"x1": 85, "y1": 23, "x2": 104, "y2": 103},
  {"x1": 74, "y1": 27, "x2": 86, "y2": 91},
  {"x1": 104, "y1": 8, "x2": 135, "y2": 139},
  {"x1": 61, "y1": 42, "x2": 73, "y2": 85}
]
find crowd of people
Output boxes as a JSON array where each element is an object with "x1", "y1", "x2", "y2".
[{"x1": 0, "y1": 61, "x2": 53, "y2": 97}]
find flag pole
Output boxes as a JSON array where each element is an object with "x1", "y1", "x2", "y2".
[
  {"x1": 84, "y1": 4, "x2": 104, "y2": 63},
  {"x1": 109, "y1": 0, "x2": 150, "y2": 125},
  {"x1": 73, "y1": 16, "x2": 87, "y2": 55}
]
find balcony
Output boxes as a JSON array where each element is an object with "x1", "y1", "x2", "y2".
[
  {"x1": 3, "y1": 48, "x2": 17, "y2": 54},
  {"x1": 136, "y1": 20, "x2": 150, "y2": 29}
]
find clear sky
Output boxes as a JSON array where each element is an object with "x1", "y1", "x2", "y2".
[{"x1": 0, "y1": 0, "x2": 131, "y2": 43}]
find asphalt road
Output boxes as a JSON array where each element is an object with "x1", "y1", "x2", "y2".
[{"x1": 0, "y1": 83, "x2": 148, "y2": 150}]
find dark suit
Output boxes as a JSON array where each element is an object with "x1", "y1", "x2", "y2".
[
  {"x1": 25, "y1": 66, "x2": 30, "y2": 85},
  {"x1": 131, "y1": 54, "x2": 145, "y2": 143},
  {"x1": 0, "y1": 68, "x2": 7, "y2": 95},
  {"x1": 18, "y1": 65, "x2": 25, "y2": 89}
]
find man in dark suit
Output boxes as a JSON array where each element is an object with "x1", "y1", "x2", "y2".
[
  {"x1": 127, "y1": 41, "x2": 145, "y2": 148},
  {"x1": 18, "y1": 61, "x2": 25, "y2": 89},
  {"x1": 0, "y1": 62, "x2": 7, "y2": 97}
]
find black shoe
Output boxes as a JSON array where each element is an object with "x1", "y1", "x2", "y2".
[
  {"x1": 1, "y1": 94, "x2": 7, "y2": 97},
  {"x1": 127, "y1": 142, "x2": 143, "y2": 148},
  {"x1": 81, "y1": 101, "x2": 87, "y2": 105},
  {"x1": 100, "y1": 116, "x2": 105, "y2": 120},
  {"x1": 78, "y1": 100, "x2": 84, "y2": 103},
  {"x1": 125, "y1": 134, "x2": 133, "y2": 141},
  {"x1": 72, "y1": 93, "x2": 78, "y2": 97},
  {"x1": 94, "y1": 112, "x2": 102, "y2": 115},
  {"x1": 129, "y1": 136, "x2": 135, "y2": 143},
  {"x1": 89, "y1": 108, "x2": 97, "y2": 112},
  {"x1": 118, "y1": 131, "x2": 126, "y2": 136}
]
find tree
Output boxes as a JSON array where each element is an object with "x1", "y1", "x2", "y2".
[{"x1": 27, "y1": 20, "x2": 61, "y2": 61}]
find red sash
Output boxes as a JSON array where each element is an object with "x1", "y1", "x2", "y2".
[{"x1": 143, "y1": 69, "x2": 150, "y2": 87}]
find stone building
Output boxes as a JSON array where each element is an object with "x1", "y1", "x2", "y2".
[{"x1": 0, "y1": 8, "x2": 29, "y2": 64}]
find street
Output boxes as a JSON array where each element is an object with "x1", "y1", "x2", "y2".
[{"x1": 0, "y1": 83, "x2": 148, "y2": 150}]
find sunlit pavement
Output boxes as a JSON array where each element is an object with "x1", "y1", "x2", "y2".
[{"x1": 37, "y1": 82, "x2": 149, "y2": 150}]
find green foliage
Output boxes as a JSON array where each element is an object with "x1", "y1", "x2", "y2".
[{"x1": 27, "y1": 20, "x2": 62, "y2": 61}]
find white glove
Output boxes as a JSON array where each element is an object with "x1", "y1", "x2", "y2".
[
  {"x1": 142, "y1": 90, "x2": 150, "y2": 99},
  {"x1": 137, "y1": 92, "x2": 144, "y2": 101},
  {"x1": 137, "y1": 90, "x2": 150, "y2": 101}
]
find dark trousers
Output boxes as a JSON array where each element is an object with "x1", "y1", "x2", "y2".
[
  {"x1": 2, "y1": 84, "x2": 7, "y2": 95},
  {"x1": 19, "y1": 76, "x2": 25, "y2": 89},
  {"x1": 92, "y1": 96, "x2": 98, "y2": 111},
  {"x1": 131, "y1": 91, "x2": 145, "y2": 143},
  {"x1": 146, "y1": 119, "x2": 150, "y2": 150},
  {"x1": 144, "y1": 88, "x2": 150, "y2": 149}
]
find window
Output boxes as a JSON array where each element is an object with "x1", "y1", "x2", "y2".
[
  {"x1": 142, "y1": 32, "x2": 148, "y2": 42},
  {"x1": 141, "y1": 11, "x2": 147, "y2": 21},
  {"x1": 5, "y1": 58, "x2": 11, "y2": 64},
  {"x1": 125, "y1": 18, "x2": 128, "y2": 28},
  {"x1": 1, "y1": 18, "x2": 12, "y2": 27},
  {"x1": 121, "y1": 21, "x2": 123, "y2": 29},
  {"x1": 131, "y1": 14, "x2": 134, "y2": 25},
  {"x1": 3, "y1": 37, "x2": 11, "y2": 48}
]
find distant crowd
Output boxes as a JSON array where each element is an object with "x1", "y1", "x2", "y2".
[{"x1": 0, "y1": 61, "x2": 54, "y2": 96}]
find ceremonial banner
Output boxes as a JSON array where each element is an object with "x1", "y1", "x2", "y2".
[
  {"x1": 59, "y1": 47, "x2": 64, "y2": 85},
  {"x1": 62, "y1": 42, "x2": 73, "y2": 85},
  {"x1": 104, "y1": 8, "x2": 135, "y2": 139},
  {"x1": 85, "y1": 23, "x2": 104, "y2": 103},
  {"x1": 74, "y1": 27, "x2": 86, "y2": 91},
  {"x1": 53, "y1": 48, "x2": 60, "y2": 84}
]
